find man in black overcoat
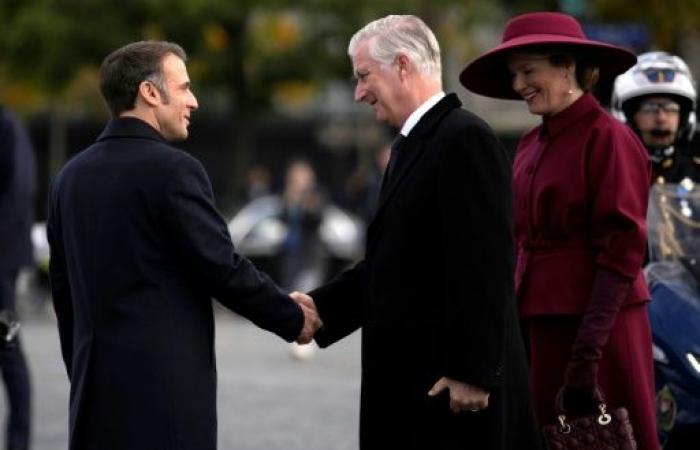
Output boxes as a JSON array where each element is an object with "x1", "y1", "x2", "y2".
[
  {"x1": 0, "y1": 106, "x2": 35, "y2": 450},
  {"x1": 47, "y1": 41, "x2": 321, "y2": 450},
  {"x1": 292, "y1": 15, "x2": 542, "y2": 450}
]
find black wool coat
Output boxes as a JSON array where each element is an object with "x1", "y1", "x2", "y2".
[
  {"x1": 0, "y1": 106, "x2": 36, "y2": 274},
  {"x1": 47, "y1": 118, "x2": 303, "y2": 450},
  {"x1": 311, "y1": 94, "x2": 543, "y2": 450}
]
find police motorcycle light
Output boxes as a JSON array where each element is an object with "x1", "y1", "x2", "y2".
[
  {"x1": 653, "y1": 342, "x2": 670, "y2": 364},
  {"x1": 680, "y1": 199, "x2": 693, "y2": 217},
  {"x1": 643, "y1": 68, "x2": 676, "y2": 83},
  {"x1": 680, "y1": 177, "x2": 696, "y2": 192},
  {"x1": 687, "y1": 352, "x2": 700, "y2": 374}
]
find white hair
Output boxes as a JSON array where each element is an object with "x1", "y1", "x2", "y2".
[{"x1": 348, "y1": 15, "x2": 442, "y2": 81}]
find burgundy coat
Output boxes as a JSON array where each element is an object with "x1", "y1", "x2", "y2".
[
  {"x1": 512, "y1": 93, "x2": 660, "y2": 450},
  {"x1": 513, "y1": 92, "x2": 651, "y2": 317}
]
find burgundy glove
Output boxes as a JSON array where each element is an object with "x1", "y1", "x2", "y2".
[{"x1": 561, "y1": 268, "x2": 631, "y2": 413}]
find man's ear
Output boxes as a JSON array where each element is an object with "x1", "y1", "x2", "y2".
[
  {"x1": 137, "y1": 80, "x2": 161, "y2": 107},
  {"x1": 396, "y1": 54, "x2": 412, "y2": 80}
]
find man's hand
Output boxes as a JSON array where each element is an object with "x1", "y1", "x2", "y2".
[
  {"x1": 428, "y1": 376, "x2": 490, "y2": 414},
  {"x1": 289, "y1": 291, "x2": 322, "y2": 344}
]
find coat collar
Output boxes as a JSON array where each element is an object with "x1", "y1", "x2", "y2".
[
  {"x1": 405, "y1": 92, "x2": 462, "y2": 140},
  {"x1": 368, "y1": 93, "x2": 462, "y2": 239},
  {"x1": 541, "y1": 92, "x2": 600, "y2": 140},
  {"x1": 97, "y1": 117, "x2": 167, "y2": 143}
]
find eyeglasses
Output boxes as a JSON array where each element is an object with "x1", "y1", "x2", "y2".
[
  {"x1": 638, "y1": 100, "x2": 681, "y2": 115},
  {"x1": 643, "y1": 68, "x2": 677, "y2": 83}
]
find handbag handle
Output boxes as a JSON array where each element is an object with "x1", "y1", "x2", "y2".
[
  {"x1": 554, "y1": 386, "x2": 612, "y2": 434},
  {"x1": 555, "y1": 403, "x2": 613, "y2": 434},
  {"x1": 555, "y1": 384, "x2": 606, "y2": 414}
]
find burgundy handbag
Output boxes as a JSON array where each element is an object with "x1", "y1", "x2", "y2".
[{"x1": 542, "y1": 388, "x2": 637, "y2": 450}]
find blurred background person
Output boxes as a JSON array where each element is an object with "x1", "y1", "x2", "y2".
[
  {"x1": 229, "y1": 157, "x2": 364, "y2": 299},
  {"x1": 279, "y1": 159, "x2": 328, "y2": 293},
  {"x1": 0, "y1": 105, "x2": 35, "y2": 450},
  {"x1": 612, "y1": 51, "x2": 699, "y2": 184},
  {"x1": 245, "y1": 164, "x2": 272, "y2": 202},
  {"x1": 279, "y1": 159, "x2": 327, "y2": 360},
  {"x1": 461, "y1": 11, "x2": 658, "y2": 450},
  {"x1": 340, "y1": 145, "x2": 390, "y2": 225}
]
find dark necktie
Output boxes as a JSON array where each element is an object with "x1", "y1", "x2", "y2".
[
  {"x1": 379, "y1": 134, "x2": 405, "y2": 201},
  {"x1": 385, "y1": 133, "x2": 405, "y2": 183}
]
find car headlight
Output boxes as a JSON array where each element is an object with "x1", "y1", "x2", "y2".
[
  {"x1": 686, "y1": 352, "x2": 700, "y2": 374},
  {"x1": 653, "y1": 343, "x2": 669, "y2": 364}
]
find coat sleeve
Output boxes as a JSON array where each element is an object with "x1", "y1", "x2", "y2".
[
  {"x1": 587, "y1": 122, "x2": 651, "y2": 278},
  {"x1": 561, "y1": 119, "x2": 651, "y2": 404},
  {"x1": 47, "y1": 179, "x2": 74, "y2": 378},
  {"x1": 161, "y1": 155, "x2": 303, "y2": 342},
  {"x1": 437, "y1": 118, "x2": 513, "y2": 391},
  {"x1": 308, "y1": 260, "x2": 365, "y2": 347}
]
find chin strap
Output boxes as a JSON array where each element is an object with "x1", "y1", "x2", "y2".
[{"x1": 647, "y1": 144, "x2": 675, "y2": 163}]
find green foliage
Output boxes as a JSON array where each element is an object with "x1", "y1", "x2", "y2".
[
  {"x1": 591, "y1": 0, "x2": 700, "y2": 50},
  {"x1": 0, "y1": 0, "x2": 505, "y2": 114}
]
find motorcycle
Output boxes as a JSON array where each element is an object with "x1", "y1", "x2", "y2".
[
  {"x1": 228, "y1": 194, "x2": 364, "y2": 360},
  {"x1": 227, "y1": 194, "x2": 364, "y2": 292},
  {"x1": 645, "y1": 182, "x2": 700, "y2": 448}
]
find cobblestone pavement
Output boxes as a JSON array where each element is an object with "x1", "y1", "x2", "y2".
[{"x1": 0, "y1": 308, "x2": 361, "y2": 450}]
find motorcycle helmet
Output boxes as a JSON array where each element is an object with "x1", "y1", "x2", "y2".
[{"x1": 612, "y1": 51, "x2": 697, "y2": 140}]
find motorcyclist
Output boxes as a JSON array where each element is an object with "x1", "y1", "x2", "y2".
[
  {"x1": 615, "y1": 53, "x2": 700, "y2": 449},
  {"x1": 612, "y1": 51, "x2": 699, "y2": 184}
]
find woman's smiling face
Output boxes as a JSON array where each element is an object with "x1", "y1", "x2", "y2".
[{"x1": 507, "y1": 52, "x2": 578, "y2": 117}]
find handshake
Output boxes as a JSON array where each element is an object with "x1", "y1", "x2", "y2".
[{"x1": 289, "y1": 291, "x2": 323, "y2": 344}]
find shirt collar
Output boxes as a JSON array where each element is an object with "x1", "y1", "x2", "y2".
[
  {"x1": 400, "y1": 91, "x2": 446, "y2": 137},
  {"x1": 541, "y1": 92, "x2": 600, "y2": 139}
]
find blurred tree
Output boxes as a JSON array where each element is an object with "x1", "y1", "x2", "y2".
[
  {"x1": 500, "y1": 0, "x2": 700, "y2": 50},
  {"x1": 0, "y1": 0, "x2": 499, "y2": 204},
  {"x1": 591, "y1": 0, "x2": 700, "y2": 51},
  {"x1": 0, "y1": 0, "x2": 506, "y2": 114},
  {"x1": 2, "y1": 0, "x2": 699, "y2": 120}
]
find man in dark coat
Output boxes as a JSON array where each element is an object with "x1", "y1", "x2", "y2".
[
  {"x1": 47, "y1": 41, "x2": 321, "y2": 450},
  {"x1": 292, "y1": 15, "x2": 541, "y2": 450},
  {"x1": 0, "y1": 106, "x2": 35, "y2": 450}
]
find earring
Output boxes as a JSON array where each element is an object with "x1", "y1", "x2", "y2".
[{"x1": 564, "y1": 69, "x2": 575, "y2": 95}]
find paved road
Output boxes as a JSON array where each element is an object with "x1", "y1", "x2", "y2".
[{"x1": 0, "y1": 308, "x2": 361, "y2": 450}]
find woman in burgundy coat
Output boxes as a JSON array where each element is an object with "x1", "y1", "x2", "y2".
[{"x1": 461, "y1": 12, "x2": 659, "y2": 450}]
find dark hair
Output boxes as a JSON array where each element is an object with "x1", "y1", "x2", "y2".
[
  {"x1": 549, "y1": 48, "x2": 600, "y2": 92},
  {"x1": 99, "y1": 41, "x2": 187, "y2": 117}
]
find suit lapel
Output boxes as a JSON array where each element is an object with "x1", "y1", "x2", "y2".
[{"x1": 368, "y1": 93, "x2": 462, "y2": 239}]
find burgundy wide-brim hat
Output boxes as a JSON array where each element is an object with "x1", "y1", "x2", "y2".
[{"x1": 460, "y1": 12, "x2": 637, "y2": 100}]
